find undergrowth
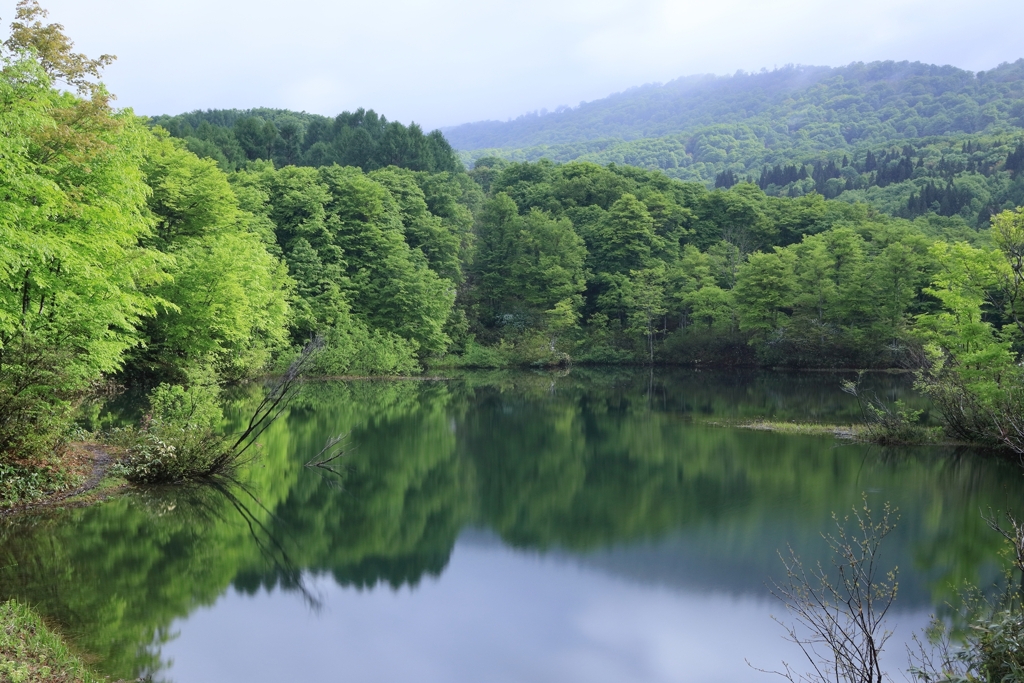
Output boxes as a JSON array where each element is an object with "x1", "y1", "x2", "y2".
[{"x1": 0, "y1": 457, "x2": 82, "y2": 508}]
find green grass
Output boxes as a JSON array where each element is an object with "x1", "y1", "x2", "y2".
[{"x1": 0, "y1": 600, "x2": 101, "y2": 683}]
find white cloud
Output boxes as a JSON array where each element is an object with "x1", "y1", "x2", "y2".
[{"x1": 2, "y1": 0, "x2": 1021, "y2": 128}]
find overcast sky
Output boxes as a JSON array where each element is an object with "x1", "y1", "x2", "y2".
[{"x1": 3, "y1": 0, "x2": 1023, "y2": 130}]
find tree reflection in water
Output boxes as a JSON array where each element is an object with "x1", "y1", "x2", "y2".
[{"x1": 0, "y1": 369, "x2": 1021, "y2": 680}]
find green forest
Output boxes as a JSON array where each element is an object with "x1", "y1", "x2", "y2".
[{"x1": 3, "y1": 0, "x2": 1024, "y2": 501}]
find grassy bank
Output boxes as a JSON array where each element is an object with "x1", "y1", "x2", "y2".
[
  {"x1": 739, "y1": 420, "x2": 867, "y2": 439},
  {"x1": 728, "y1": 419, "x2": 948, "y2": 445},
  {"x1": 0, "y1": 600, "x2": 102, "y2": 683}
]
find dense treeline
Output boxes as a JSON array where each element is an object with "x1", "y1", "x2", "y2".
[
  {"x1": 459, "y1": 158, "x2": 962, "y2": 368},
  {"x1": 151, "y1": 108, "x2": 462, "y2": 174},
  {"x1": 460, "y1": 158, "x2": 1024, "y2": 455},
  {"x1": 714, "y1": 134, "x2": 1024, "y2": 227},
  {"x1": 0, "y1": 3, "x2": 477, "y2": 497}
]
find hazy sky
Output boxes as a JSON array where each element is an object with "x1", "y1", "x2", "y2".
[{"x1": 3, "y1": 0, "x2": 1023, "y2": 129}]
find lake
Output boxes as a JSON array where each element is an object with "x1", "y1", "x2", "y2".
[{"x1": 1, "y1": 368, "x2": 1021, "y2": 682}]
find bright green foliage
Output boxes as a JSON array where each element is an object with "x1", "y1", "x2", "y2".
[
  {"x1": 734, "y1": 249, "x2": 797, "y2": 341},
  {"x1": 464, "y1": 159, "x2": 951, "y2": 366},
  {"x1": 592, "y1": 194, "x2": 660, "y2": 274},
  {"x1": 414, "y1": 171, "x2": 480, "y2": 250},
  {"x1": 0, "y1": 52, "x2": 164, "y2": 461},
  {"x1": 161, "y1": 227, "x2": 290, "y2": 381},
  {"x1": 788, "y1": 229, "x2": 869, "y2": 344},
  {"x1": 306, "y1": 320, "x2": 420, "y2": 376},
  {"x1": 686, "y1": 285, "x2": 734, "y2": 331},
  {"x1": 473, "y1": 193, "x2": 521, "y2": 320},
  {"x1": 914, "y1": 241, "x2": 1018, "y2": 417},
  {"x1": 109, "y1": 379, "x2": 230, "y2": 483},
  {"x1": 233, "y1": 165, "x2": 345, "y2": 342},
  {"x1": 232, "y1": 163, "x2": 456, "y2": 364},
  {"x1": 471, "y1": 194, "x2": 587, "y2": 345},
  {"x1": 512, "y1": 210, "x2": 587, "y2": 313},
  {"x1": 917, "y1": 241, "x2": 1009, "y2": 370},
  {"x1": 132, "y1": 133, "x2": 293, "y2": 382},
  {"x1": 319, "y1": 165, "x2": 454, "y2": 356},
  {"x1": 369, "y1": 167, "x2": 463, "y2": 282},
  {"x1": 728, "y1": 226, "x2": 935, "y2": 364},
  {"x1": 907, "y1": 215, "x2": 1024, "y2": 451},
  {"x1": 693, "y1": 184, "x2": 776, "y2": 253},
  {"x1": 623, "y1": 265, "x2": 669, "y2": 361},
  {"x1": 990, "y1": 206, "x2": 1024, "y2": 341}
]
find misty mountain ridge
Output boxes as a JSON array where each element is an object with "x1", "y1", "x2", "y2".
[{"x1": 443, "y1": 60, "x2": 1024, "y2": 153}]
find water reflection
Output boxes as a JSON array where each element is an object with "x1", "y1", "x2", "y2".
[
  {"x1": 0, "y1": 369, "x2": 1021, "y2": 681},
  {"x1": 162, "y1": 534, "x2": 934, "y2": 683}
]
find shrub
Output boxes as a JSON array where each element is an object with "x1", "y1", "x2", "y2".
[
  {"x1": 304, "y1": 321, "x2": 420, "y2": 376},
  {"x1": 109, "y1": 339, "x2": 321, "y2": 483},
  {"x1": 109, "y1": 380, "x2": 230, "y2": 483},
  {"x1": 451, "y1": 340, "x2": 508, "y2": 368},
  {"x1": 910, "y1": 513, "x2": 1024, "y2": 682},
  {"x1": 841, "y1": 376, "x2": 935, "y2": 445}
]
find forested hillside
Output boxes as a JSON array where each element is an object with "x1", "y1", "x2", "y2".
[
  {"x1": 444, "y1": 61, "x2": 1024, "y2": 226},
  {"x1": 151, "y1": 108, "x2": 462, "y2": 174},
  {"x1": 445, "y1": 62, "x2": 1024, "y2": 149}
]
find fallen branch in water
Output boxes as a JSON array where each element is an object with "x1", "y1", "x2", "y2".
[{"x1": 305, "y1": 432, "x2": 351, "y2": 469}]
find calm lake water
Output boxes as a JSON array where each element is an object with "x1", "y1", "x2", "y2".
[{"x1": 2, "y1": 368, "x2": 1023, "y2": 682}]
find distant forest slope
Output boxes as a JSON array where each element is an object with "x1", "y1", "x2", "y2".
[
  {"x1": 445, "y1": 60, "x2": 1024, "y2": 151},
  {"x1": 445, "y1": 60, "x2": 1024, "y2": 226},
  {"x1": 150, "y1": 107, "x2": 463, "y2": 174}
]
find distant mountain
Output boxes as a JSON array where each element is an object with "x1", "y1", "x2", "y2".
[
  {"x1": 445, "y1": 60, "x2": 1024, "y2": 225},
  {"x1": 444, "y1": 61, "x2": 1024, "y2": 155},
  {"x1": 444, "y1": 65, "x2": 832, "y2": 149}
]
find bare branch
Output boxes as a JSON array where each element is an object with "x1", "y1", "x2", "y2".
[{"x1": 756, "y1": 495, "x2": 899, "y2": 683}]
